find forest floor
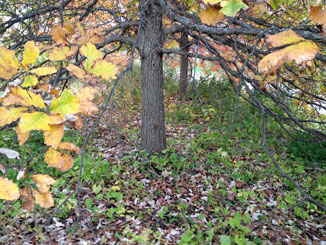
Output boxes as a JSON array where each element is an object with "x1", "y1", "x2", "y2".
[{"x1": 0, "y1": 78, "x2": 326, "y2": 244}]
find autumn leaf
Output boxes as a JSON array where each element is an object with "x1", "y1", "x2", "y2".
[
  {"x1": 2, "y1": 87, "x2": 46, "y2": 109},
  {"x1": 58, "y1": 142, "x2": 81, "y2": 154},
  {"x1": 16, "y1": 125, "x2": 30, "y2": 145},
  {"x1": 49, "y1": 46, "x2": 78, "y2": 61},
  {"x1": 266, "y1": 30, "x2": 304, "y2": 47},
  {"x1": 31, "y1": 174, "x2": 56, "y2": 193},
  {"x1": 0, "y1": 107, "x2": 27, "y2": 127},
  {"x1": 203, "y1": 0, "x2": 222, "y2": 4},
  {"x1": 32, "y1": 189, "x2": 54, "y2": 208},
  {"x1": 0, "y1": 47, "x2": 20, "y2": 79},
  {"x1": 31, "y1": 66, "x2": 57, "y2": 76},
  {"x1": 80, "y1": 42, "x2": 104, "y2": 70},
  {"x1": 67, "y1": 64, "x2": 87, "y2": 80},
  {"x1": 22, "y1": 41, "x2": 40, "y2": 68},
  {"x1": 0, "y1": 177, "x2": 20, "y2": 201},
  {"x1": 51, "y1": 26, "x2": 68, "y2": 45},
  {"x1": 43, "y1": 124, "x2": 64, "y2": 149},
  {"x1": 63, "y1": 23, "x2": 75, "y2": 37},
  {"x1": 49, "y1": 114, "x2": 64, "y2": 125},
  {"x1": 19, "y1": 112, "x2": 51, "y2": 132},
  {"x1": 220, "y1": 0, "x2": 248, "y2": 17},
  {"x1": 199, "y1": 6, "x2": 225, "y2": 26},
  {"x1": 310, "y1": 6, "x2": 326, "y2": 26},
  {"x1": 21, "y1": 75, "x2": 39, "y2": 87},
  {"x1": 90, "y1": 60, "x2": 117, "y2": 80},
  {"x1": 20, "y1": 187, "x2": 34, "y2": 211},
  {"x1": 258, "y1": 41, "x2": 318, "y2": 75},
  {"x1": 69, "y1": 114, "x2": 83, "y2": 129},
  {"x1": 44, "y1": 147, "x2": 74, "y2": 171},
  {"x1": 49, "y1": 90, "x2": 80, "y2": 117}
]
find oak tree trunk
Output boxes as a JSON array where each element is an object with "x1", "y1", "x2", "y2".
[{"x1": 138, "y1": 0, "x2": 166, "y2": 154}]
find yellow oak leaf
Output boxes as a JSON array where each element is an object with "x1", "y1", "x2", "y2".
[
  {"x1": 44, "y1": 147, "x2": 74, "y2": 171},
  {"x1": 63, "y1": 23, "x2": 75, "y2": 37},
  {"x1": 32, "y1": 189, "x2": 54, "y2": 208},
  {"x1": 20, "y1": 187, "x2": 34, "y2": 211},
  {"x1": 22, "y1": 41, "x2": 40, "y2": 68},
  {"x1": 21, "y1": 75, "x2": 39, "y2": 88},
  {"x1": 58, "y1": 142, "x2": 81, "y2": 154},
  {"x1": 0, "y1": 177, "x2": 20, "y2": 201},
  {"x1": 203, "y1": 0, "x2": 222, "y2": 4},
  {"x1": 67, "y1": 64, "x2": 87, "y2": 80},
  {"x1": 80, "y1": 42, "x2": 104, "y2": 70},
  {"x1": 258, "y1": 41, "x2": 319, "y2": 75},
  {"x1": 199, "y1": 6, "x2": 225, "y2": 26},
  {"x1": 31, "y1": 67, "x2": 57, "y2": 76},
  {"x1": 2, "y1": 87, "x2": 45, "y2": 108},
  {"x1": 0, "y1": 47, "x2": 20, "y2": 79},
  {"x1": 49, "y1": 46, "x2": 70, "y2": 61},
  {"x1": 43, "y1": 124, "x2": 64, "y2": 149},
  {"x1": 19, "y1": 112, "x2": 51, "y2": 133},
  {"x1": 30, "y1": 174, "x2": 56, "y2": 193},
  {"x1": 16, "y1": 125, "x2": 30, "y2": 146},
  {"x1": 51, "y1": 26, "x2": 68, "y2": 45},
  {"x1": 266, "y1": 30, "x2": 304, "y2": 47},
  {"x1": 49, "y1": 114, "x2": 64, "y2": 125},
  {"x1": 49, "y1": 90, "x2": 80, "y2": 117},
  {"x1": 0, "y1": 107, "x2": 27, "y2": 127},
  {"x1": 90, "y1": 60, "x2": 117, "y2": 80}
]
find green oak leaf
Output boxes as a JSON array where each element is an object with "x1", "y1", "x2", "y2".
[{"x1": 220, "y1": 0, "x2": 248, "y2": 17}]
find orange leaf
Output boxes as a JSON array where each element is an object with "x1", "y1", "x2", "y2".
[
  {"x1": 199, "y1": 6, "x2": 224, "y2": 26},
  {"x1": 310, "y1": 6, "x2": 326, "y2": 26},
  {"x1": 20, "y1": 187, "x2": 34, "y2": 211},
  {"x1": 51, "y1": 26, "x2": 68, "y2": 45},
  {"x1": 30, "y1": 174, "x2": 56, "y2": 193},
  {"x1": 16, "y1": 125, "x2": 30, "y2": 146},
  {"x1": 43, "y1": 124, "x2": 64, "y2": 149},
  {"x1": 32, "y1": 189, "x2": 54, "y2": 208},
  {"x1": 67, "y1": 64, "x2": 87, "y2": 80},
  {"x1": 58, "y1": 142, "x2": 80, "y2": 154},
  {"x1": 266, "y1": 30, "x2": 304, "y2": 47},
  {"x1": 44, "y1": 147, "x2": 74, "y2": 171}
]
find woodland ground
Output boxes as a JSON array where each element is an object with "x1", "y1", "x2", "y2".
[{"x1": 0, "y1": 69, "x2": 325, "y2": 244}]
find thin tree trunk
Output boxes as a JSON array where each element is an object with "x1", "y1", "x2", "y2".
[
  {"x1": 138, "y1": 0, "x2": 166, "y2": 154},
  {"x1": 178, "y1": 31, "x2": 189, "y2": 100}
]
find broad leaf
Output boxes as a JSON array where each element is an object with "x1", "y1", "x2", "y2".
[
  {"x1": 22, "y1": 41, "x2": 40, "y2": 68},
  {"x1": 80, "y1": 42, "x2": 104, "y2": 70},
  {"x1": 266, "y1": 30, "x2": 304, "y2": 47},
  {"x1": 220, "y1": 0, "x2": 248, "y2": 17},
  {"x1": 32, "y1": 189, "x2": 54, "y2": 208},
  {"x1": 0, "y1": 47, "x2": 20, "y2": 79},
  {"x1": 16, "y1": 125, "x2": 30, "y2": 145},
  {"x1": 44, "y1": 147, "x2": 74, "y2": 171},
  {"x1": 51, "y1": 26, "x2": 68, "y2": 45},
  {"x1": 20, "y1": 187, "x2": 34, "y2": 211},
  {"x1": 199, "y1": 6, "x2": 224, "y2": 26},
  {"x1": 2, "y1": 87, "x2": 46, "y2": 109},
  {"x1": 58, "y1": 142, "x2": 81, "y2": 154},
  {"x1": 31, "y1": 67, "x2": 57, "y2": 76},
  {"x1": 76, "y1": 87, "x2": 98, "y2": 116},
  {"x1": 90, "y1": 60, "x2": 117, "y2": 80},
  {"x1": 67, "y1": 64, "x2": 87, "y2": 80},
  {"x1": 19, "y1": 112, "x2": 51, "y2": 132},
  {"x1": 43, "y1": 124, "x2": 64, "y2": 149},
  {"x1": 21, "y1": 75, "x2": 39, "y2": 88},
  {"x1": 0, "y1": 107, "x2": 27, "y2": 126},
  {"x1": 310, "y1": 6, "x2": 326, "y2": 26},
  {"x1": 49, "y1": 90, "x2": 80, "y2": 117},
  {"x1": 30, "y1": 174, "x2": 56, "y2": 193},
  {"x1": 0, "y1": 177, "x2": 20, "y2": 201}
]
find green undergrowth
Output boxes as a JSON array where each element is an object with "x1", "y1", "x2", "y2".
[{"x1": 0, "y1": 72, "x2": 326, "y2": 243}]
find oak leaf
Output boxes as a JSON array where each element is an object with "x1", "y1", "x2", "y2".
[
  {"x1": 58, "y1": 142, "x2": 81, "y2": 154},
  {"x1": 310, "y1": 6, "x2": 326, "y2": 26},
  {"x1": 22, "y1": 41, "x2": 40, "y2": 68},
  {"x1": 266, "y1": 30, "x2": 304, "y2": 47},
  {"x1": 20, "y1": 187, "x2": 34, "y2": 211},
  {"x1": 44, "y1": 147, "x2": 74, "y2": 171},
  {"x1": 199, "y1": 6, "x2": 225, "y2": 26},
  {"x1": 90, "y1": 60, "x2": 117, "y2": 80},
  {"x1": 2, "y1": 87, "x2": 45, "y2": 109},
  {"x1": 22, "y1": 75, "x2": 39, "y2": 88},
  {"x1": 0, "y1": 47, "x2": 20, "y2": 80},
  {"x1": 67, "y1": 64, "x2": 87, "y2": 80},
  {"x1": 49, "y1": 90, "x2": 80, "y2": 117},
  {"x1": 0, "y1": 107, "x2": 27, "y2": 127},
  {"x1": 19, "y1": 112, "x2": 51, "y2": 132},
  {"x1": 32, "y1": 189, "x2": 54, "y2": 208},
  {"x1": 16, "y1": 125, "x2": 30, "y2": 145},
  {"x1": 80, "y1": 42, "x2": 104, "y2": 70},
  {"x1": 31, "y1": 67, "x2": 57, "y2": 76},
  {"x1": 51, "y1": 26, "x2": 68, "y2": 45},
  {"x1": 0, "y1": 177, "x2": 20, "y2": 201},
  {"x1": 43, "y1": 124, "x2": 64, "y2": 149},
  {"x1": 220, "y1": 0, "x2": 248, "y2": 17},
  {"x1": 76, "y1": 87, "x2": 98, "y2": 116},
  {"x1": 31, "y1": 174, "x2": 56, "y2": 193}
]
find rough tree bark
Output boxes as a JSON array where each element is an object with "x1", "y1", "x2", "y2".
[
  {"x1": 138, "y1": 0, "x2": 166, "y2": 154},
  {"x1": 178, "y1": 31, "x2": 189, "y2": 100}
]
